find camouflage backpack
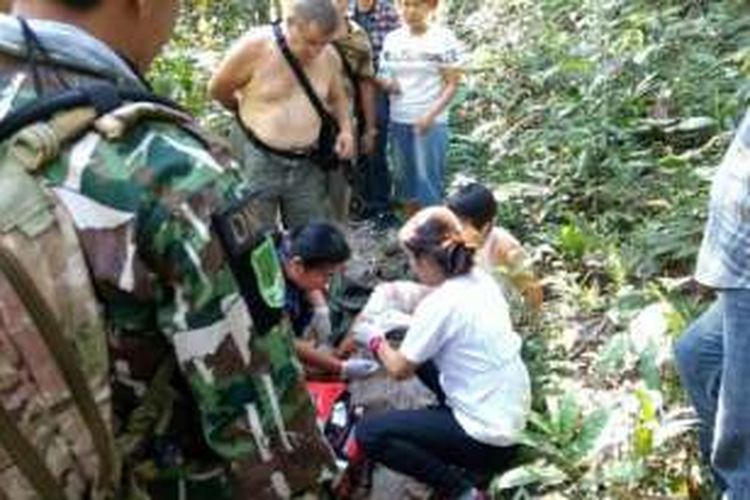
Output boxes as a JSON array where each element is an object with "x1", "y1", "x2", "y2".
[{"x1": 0, "y1": 84, "x2": 195, "y2": 499}]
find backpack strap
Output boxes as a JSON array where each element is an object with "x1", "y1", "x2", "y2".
[
  {"x1": 0, "y1": 82, "x2": 182, "y2": 142},
  {"x1": 272, "y1": 22, "x2": 336, "y2": 126},
  {"x1": 0, "y1": 85, "x2": 189, "y2": 238},
  {"x1": 18, "y1": 17, "x2": 70, "y2": 96},
  {"x1": 0, "y1": 399, "x2": 66, "y2": 500},
  {"x1": 0, "y1": 244, "x2": 120, "y2": 496}
]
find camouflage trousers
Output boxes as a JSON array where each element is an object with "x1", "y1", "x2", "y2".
[{"x1": 232, "y1": 124, "x2": 331, "y2": 229}]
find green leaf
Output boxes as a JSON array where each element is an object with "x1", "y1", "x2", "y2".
[
  {"x1": 557, "y1": 393, "x2": 581, "y2": 444},
  {"x1": 634, "y1": 388, "x2": 657, "y2": 423},
  {"x1": 637, "y1": 343, "x2": 661, "y2": 391},
  {"x1": 571, "y1": 407, "x2": 610, "y2": 461},
  {"x1": 633, "y1": 424, "x2": 654, "y2": 458},
  {"x1": 632, "y1": 388, "x2": 658, "y2": 457},
  {"x1": 528, "y1": 410, "x2": 554, "y2": 436},
  {"x1": 558, "y1": 223, "x2": 588, "y2": 260},
  {"x1": 603, "y1": 458, "x2": 647, "y2": 485},
  {"x1": 658, "y1": 154, "x2": 688, "y2": 169},
  {"x1": 493, "y1": 463, "x2": 567, "y2": 491}
]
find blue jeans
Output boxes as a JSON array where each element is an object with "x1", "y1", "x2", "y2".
[
  {"x1": 390, "y1": 121, "x2": 448, "y2": 206},
  {"x1": 361, "y1": 91, "x2": 393, "y2": 216},
  {"x1": 355, "y1": 363, "x2": 516, "y2": 497},
  {"x1": 674, "y1": 290, "x2": 750, "y2": 497}
]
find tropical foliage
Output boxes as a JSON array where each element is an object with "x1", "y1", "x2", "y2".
[{"x1": 152, "y1": 0, "x2": 750, "y2": 497}]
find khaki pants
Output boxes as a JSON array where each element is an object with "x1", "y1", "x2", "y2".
[{"x1": 235, "y1": 128, "x2": 330, "y2": 229}]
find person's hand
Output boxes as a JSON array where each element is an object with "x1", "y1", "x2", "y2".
[
  {"x1": 335, "y1": 335, "x2": 357, "y2": 358},
  {"x1": 361, "y1": 128, "x2": 377, "y2": 155},
  {"x1": 310, "y1": 306, "x2": 332, "y2": 340},
  {"x1": 335, "y1": 129, "x2": 355, "y2": 159},
  {"x1": 340, "y1": 358, "x2": 380, "y2": 380},
  {"x1": 414, "y1": 114, "x2": 435, "y2": 135},
  {"x1": 382, "y1": 78, "x2": 401, "y2": 95}
]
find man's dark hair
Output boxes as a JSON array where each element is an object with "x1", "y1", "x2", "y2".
[
  {"x1": 289, "y1": 221, "x2": 351, "y2": 268},
  {"x1": 446, "y1": 182, "x2": 498, "y2": 230},
  {"x1": 291, "y1": 0, "x2": 339, "y2": 35},
  {"x1": 58, "y1": 0, "x2": 101, "y2": 10}
]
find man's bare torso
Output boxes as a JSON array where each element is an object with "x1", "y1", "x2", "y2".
[{"x1": 237, "y1": 26, "x2": 336, "y2": 151}]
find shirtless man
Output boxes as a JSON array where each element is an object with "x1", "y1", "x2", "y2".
[{"x1": 209, "y1": 0, "x2": 354, "y2": 228}]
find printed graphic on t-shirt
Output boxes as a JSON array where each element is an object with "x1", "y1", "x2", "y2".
[
  {"x1": 379, "y1": 26, "x2": 465, "y2": 123},
  {"x1": 383, "y1": 46, "x2": 462, "y2": 66}
]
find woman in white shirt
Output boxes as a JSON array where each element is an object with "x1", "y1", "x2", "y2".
[{"x1": 355, "y1": 207, "x2": 531, "y2": 499}]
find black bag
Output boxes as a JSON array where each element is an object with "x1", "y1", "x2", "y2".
[
  {"x1": 314, "y1": 117, "x2": 340, "y2": 171},
  {"x1": 272, "y1": 22, "x2": 340, "y2": 171}
]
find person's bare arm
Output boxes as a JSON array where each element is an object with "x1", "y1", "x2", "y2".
[
  {"x1": 374, "y1": 76, "x2": 400, "y2": 94},
  {"x1": 414, "y1": 68, "x2": 462, "y2": 134},
  {"x1": 329, "y1": 64, "x2": 351, "y2": 129},
  {"x1": 490, "y1": 228, "x2": 543, "y2": 311},
  {"x1": 372, "y1": 340, "x2": 417, "y2": 381},
  {"x1": 295, "y1": 339, "x2": 343, "y2": 375},
  {"x1": 359, "y1": 78, "x2": 377, "y2": 154},
  {"x1": 208, "y1": 31, "x2": 264, "y2": 111},
  {"x1": 325, "y1": 49, "x2": 355, "y2": 159}
]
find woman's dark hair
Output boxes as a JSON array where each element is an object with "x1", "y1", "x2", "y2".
[
  {"x1": 399, "y1": 207, "x2": 474, "y2": 278},
  {"x1": 446, "y1": 182, "x2": 498, "y2": 230},
  {"x1": 289, "y1": 221, "x2": 351, "y2": 268}
]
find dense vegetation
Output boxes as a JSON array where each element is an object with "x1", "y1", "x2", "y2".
[{"x1": 152, "y1": 0, "x2": 750, "y2": 497}]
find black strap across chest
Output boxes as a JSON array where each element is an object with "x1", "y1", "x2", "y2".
[{"x1": 272, "y1": 22, "x2": 335, "y2": 126}]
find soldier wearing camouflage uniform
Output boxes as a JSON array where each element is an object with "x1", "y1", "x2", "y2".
[{"x1": 0, "y1": 0, "x2": 335, "y2": 498}]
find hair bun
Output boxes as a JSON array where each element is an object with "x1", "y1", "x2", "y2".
[{"x1": 399, "y1": 207, "x2": 475, "y2": 277}]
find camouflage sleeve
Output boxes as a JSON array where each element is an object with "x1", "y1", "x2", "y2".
[
  {"x1": 100, "y1": 122, "x2": 334, "y2": 493},
  {"x1": 126, "y1": 126, "x2": 260, "y2": 439},
  {"x1": 351, "y1": 22, "x2": 375, "y2": 79}
]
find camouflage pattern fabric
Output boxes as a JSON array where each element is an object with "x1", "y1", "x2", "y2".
[
  {"x1": 334, "y1": 19, "x2": 375, "y2": 99},
  {"x1": 328, "y1": 19, "x2": 376, "y2": 221},
  {"x1": 0, "y1": 204, "x2": 112, "y2": 499},
  {"x1": 0, "y1": 18, "x2": 335, "y2": 500}
]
